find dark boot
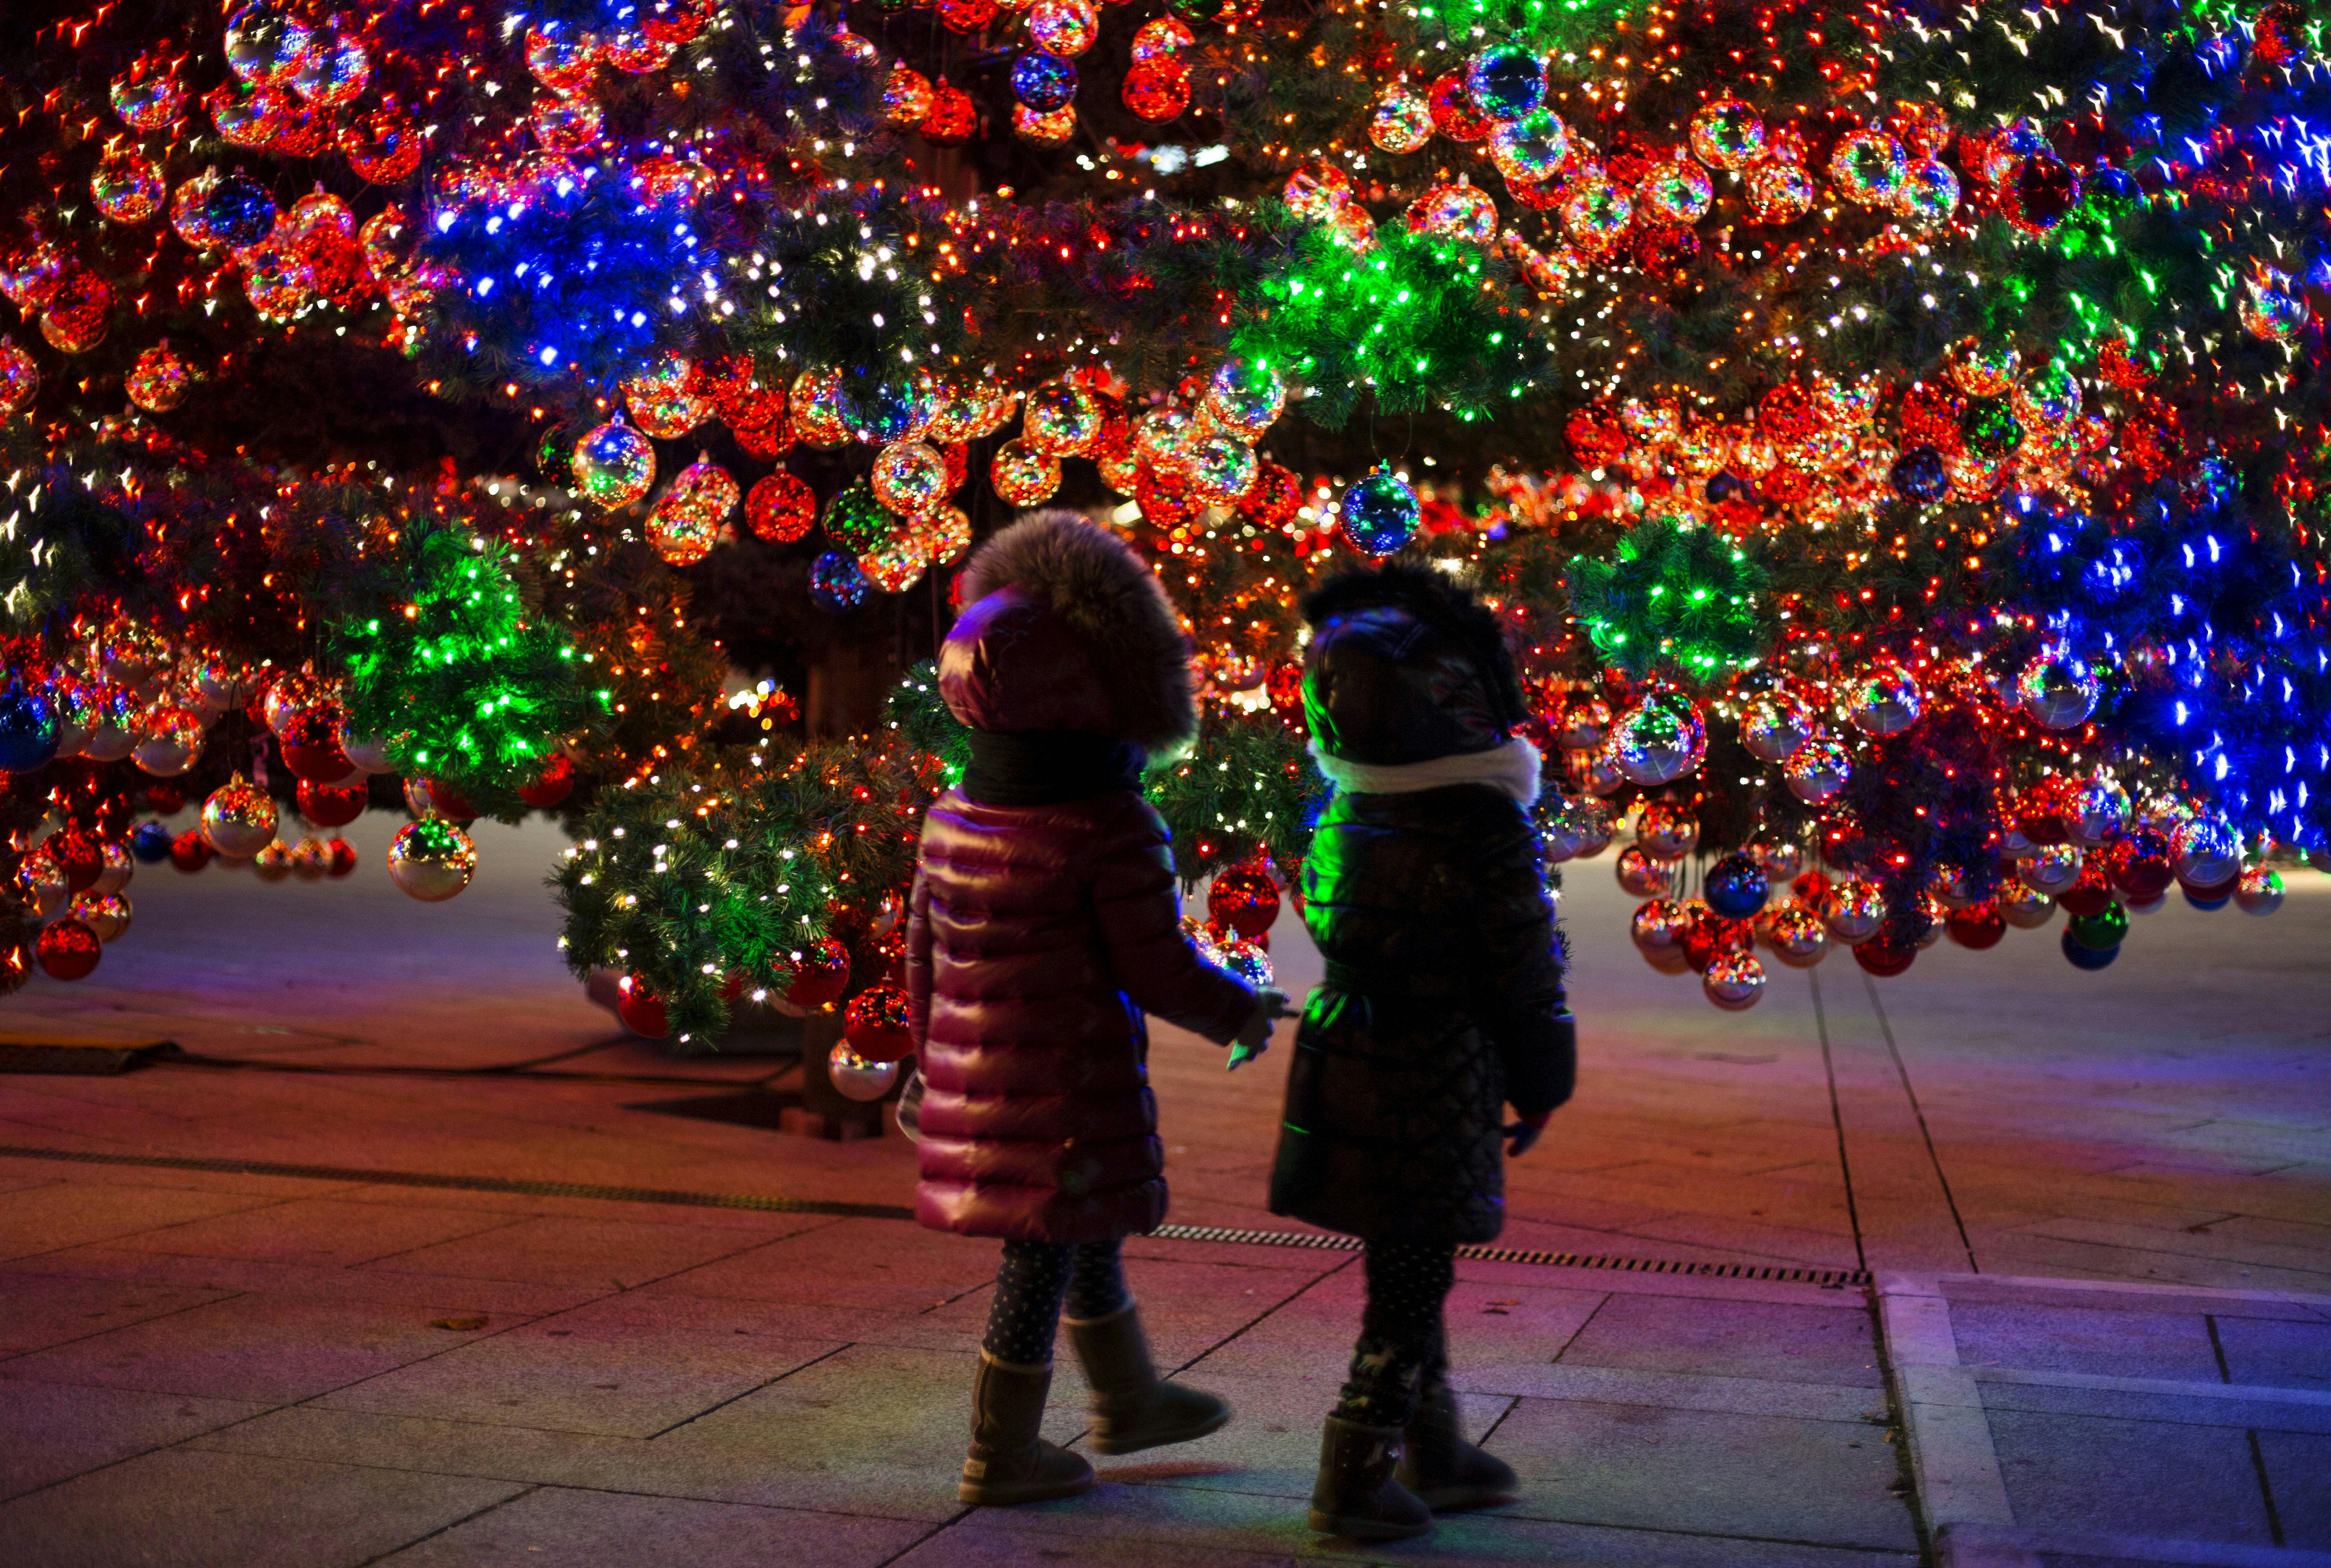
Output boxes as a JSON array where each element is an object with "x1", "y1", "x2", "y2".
[
  {"x1": 958, "y1": 1352, "x2": 1095, "y2": 1505},
  {"x1": 1307, "y1": 1415, "x2": 1432, "y2": 1540},
  {"x1": 1395, "y1": 1379, "x2": 1516, "y2": 1511},
  {"x1": 1066, "y1": 1303, "x2": 1231, "y2": 1456}
]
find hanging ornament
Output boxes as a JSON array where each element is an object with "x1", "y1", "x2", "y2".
[
  {"x1": 1186, "y1": 437, "x2": 1258, "y2": 507},
  {"x1": 111, "y1": 61, "x2": 187, "y2": 131},
  {"x1": 91, "y1": 152, "x2": 167, "y2": 225},
  {"x1": 809, "y1": 551, "x2": 869, "y2": 612},
  {"x1": 1428, "y1": 72, "x2": 1493, "y2": 142},
  {"x1": 1703, "y1": 952, "x2": 1766, "y2": 1011},
  {"x1": 626, "y1": 356, "x2": 712, "y2": 438},
  {"x1": 1206, "y1": 861, "x2": 1280, "y2": 940},
  {"x1": 1464, "y1": 44, "x2": 1544, "y2": 121},
  {"x1": 2063, "y1": 776, "x2": 2129, "y2": 847},
  {"x1": 1560, "y1": 178, "x2": 1634, "y2": 251},
  {"x1": 201, "y1": 777, "x2": 278, "y2": 857},
  {"x1": 1843, "y1": 662, "x2": 1922, "y2": 737},
  {"x1": 1132, "y1": 17, "x2": 1197, "y2": 59},
  {"x1": 37, "y1": 919, "x2": 103, "y2": 981},
  {"x1": 1638, "y1": 155, "x2": 1713, "y2": 225},
  {"x1": 1030, "y1": 0, "x2": 1100, "y2": 54},
  {"x1": 1745, "y1": 160, "x2": 1814, "y2": 223},
  {"x1": 1607, "y1": 692, "x2": 1706, "y2": 786},
  {"x1": 296, "y1": 777, "x2": 366, "y2": 828},
  {"x1": 1013, "y1": 101, "x2": 1078, "y2": 145},
  {"x1": 1022, "y1": 382, "x2": 1102, "y2": 454},
  {"x1": 941, "y1": 0, "x2": 1001, "y2": 28},
  {"x1": 820, "y1": 481, "x2": 893, "y2": 556},
  {"x1": 0, "y1": 337, "x2": 36, "y2": 417},
  {"x1": 1011, "y1": 50, "x2": 1077, "y2": 112},
  {"x1": 1783, "y1": 732, "x2": 1851, "y2": 803},
  {"x1": 745, "y1": 472, "x2": 817, "y2": 543},
  {"x1": 2235, "y1": 867, "x2": 2286, "y2": 916},
  {"x1": 224, "y1": 2, "x2": 317, "y2": 85},
  {"x1": 1615, "y1": 845, "x2": 1675, "y2": 898},
  {"x1": 922, "y1": 81, "x2": 979, "y2": 144},
  {"x1": 829, "y1": 1042, "x2": 901, "y2": 1101},
  {"x1": 1634, "y1": 800, "x2": 1700, "y2": 861},
  {"x1": 291, "y1": 30, "x2": 369, "y2": 105},
  {"x1": 2171, "y1": 815, "x2": 2241, "y2": 887},
  {"x1": 2018, "y1": 843, "x2": 2085, "y2": 897},
  {"x1": 1767, "y1": 906, "x2": 1828, "y2": 967},
  {"x1": 1489, "y1": 110, "x2": 1572, "y2": 186},
  {"x1": 387, "y1": 818, "x2": 477, "y2": 902},
  {"x1": 1204, "y1": 360, "x2": 1286, "y2": 442},
  {"x1": 209, "y1": 81, "x2": 290, "y2": 148},
  {"x1": 648, "y1": 458, "x2": 737, "y2": 566},
  {"x1": 571, "y1": 414, "x2": 657, "y2": 509},
  {"x1": 841, "y1": 371, "x2": 941, "y2": 445},
  {"x1": 991, "y1": 439, "x2": 1063, "y2": 506},
  {"x1": 883, "y1": 65, "x2": 936, "y2": 126},
  {"x1": 843, "y1": 979, "x2": 916, "y2": 1062},
  {"x1": 1121, "y1": 58, "x2": 1191, "y2": 121},
  {"x1": 1822, "y1": 878, "x2": 1887, "y2": 943},
  {"x1": 1999, "y1": 881, "x2": 2056, "y2": 928},
  {"x1": 125, "y1": 343, "x2": 190, "y2": 413},
  {"x1": 1896, "y1": 161, "x2": 1961, "y2": 225},
  {"x1": 1704, "y1": 853, "x2": 1770, "y2": 921},
  {"x1": 40, "y1": 270, "x2": 113, "y2": 354},
  {"x1": 1338, "y1": 469, "x2": 1420, "y2": 555},
  {"x1": 2017, "y1": 648, "x2": 2099, "y2": 729},
  {"x1": 1739, "y1": 693, "x2": 1812, "y2": 762},
  {"x1": 1371, "y1": 85, "x2": 1436, "y2": 153},
  {"x1": 132, "y1": 707, "x2": 204, "y2": 776},
  {"x1": 1829, "y1": 129, "x2": 1909, "y2": 206},
  {"x1": 1688, "y1": 100, "x2": 1765, "y2": 170},
  {"x1": 517, "y1": 755, "x2": 577, "y2": 810}
]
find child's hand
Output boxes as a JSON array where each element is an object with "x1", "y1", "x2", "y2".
[
  {"x1": 1226, "y1": 988, "x2": 1291, "y2": 1071},
  {"x1": 1504, "y1": 1110, "x2": 1553, "y2": 1157}
]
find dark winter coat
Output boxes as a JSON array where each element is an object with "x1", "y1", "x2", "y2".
[
  {"x1": 908, "y1": 511, "x2": 1256, "y2": 1244},
  {"x1": 1267, "y1": 564, "x2": 1574, "y2": 1246}
]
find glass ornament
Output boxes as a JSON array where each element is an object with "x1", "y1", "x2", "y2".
[
  {"x1": 111, "y1": 64, "x2": 186, "y2": 132},
  {"x1": 70, "y1": 889, "x2": 132, "y2": 942},
  {"x1": 1631, "y1": 897, "x2": 1691, "y2": 954},
  {"x1": 925, "y1": 505, "x2": 974, "y2": 566},
  {"x1": 1561, "y1": 178, "x2": 1633, "y2": 250},
  {"x1": 1412, "y1": 183, "x2": 1498, "y2": 242},
  {"x1": 1427, "y1": 71, "x2": 1492, "y2": 142},
  {"x1": 1638, "y1": 155, "x2": 1713, "y2": 225},
  {"x1": 387, "y1": 818, "x2": 477, "y2": 903},
  {"x1": 1609, "y1": 692, "x2": 1706, "y2": 786},
  {"x1": 2016, "y1": 649, "x2": 2099, "y2": 729},
  {"x1": 2013, "y1": 363, "x2": 2082, "y2": 431},
  {"x1": 207, "y1": 169, "x2": 278, "y2": 249},
  {"x1": 885, "y1": 65, "x2": 935, "y2": 125},
  {"x1": 1688, "y1": 99, "x2": 1765, "y2": 170},
  {"x1": 1703, "y1": 852, "x2": 1769, "y2": 921},
  {"x1": 1022, "y1": 382, "x2": 1101, "y2": 454},
  {"x1": 2065, "y1": 902, "x2": 2128, "y2": 953},
  {"x1": 1843, "y1": 663, "x2": 1921, "y2": 737},
  {"x1": 790, "y1": 368, "x2": 853, "y2": 447},
  {"x1": 91, "y1": 152, "x2": 166, "y2": 226},
  {"x1": 240, "y1": 239, "x2": 314, "y2": 322},
  {"x1": 0, "y1": 337, "x2": 38, "y2": 418},
  {"x1": 1896, "y1": 160, "x2": 1960, "y2": 225},
  {"x1": 939, "y1": 0, "x2": 1002, "y2": 24},
  {"x1": 286, "y1": 189, "x2": 355, "y2": 243},
  {"x1": 1338, "y1": 469, "x2": 1421, "y2": 556},
  {"x1": 990, "y1": 439, "x2": 1063, "y2": 505},
  {"x1": 921, "y1": 80, "x2": 980, "y2": 144},
  {"x1": 2018, "y1": 842, "x2": 2085, "y2": 897},
  {"x1": 1186, "y1": 436, "x2": 1258, "y2": 507},
  {"x1": 821, "y1": 481, "x2": 892, "y2": 555},
  {"x1": 292, "y1": 31, "x2": 369, "y2": 105},
  {"x1": 859, "y1": 533, "x2": 928, "y2": 593},
  {"x1": 829, "y1": 1042, "x2": 901, "y2": 1102},
  {"x1": 1615, "y1": 843, "x2": 1674, "y2": 898},
  {"x1": 225, "y1": 3, "x2": 317, "y2": 85},
  {"x1": 842, "y1": 370, "x2": 940, "y2": 444},
  {"x1": 809, "y1": 551, "x2": 869, "y2": 612},
  {"x1": 2005, "y1": 153, "x2": 2081, "y2": 235},
  {"x1": 525, "y1": 24, "x2": 599, "y2": 96},
  {"x1": 1998, "y1": 880, "x2": 2055, "y2": 928},
  {"x1": 1135, "y1": 406, "x2": 1198, "y2": 472},
  {"x1": 1371, "y1": 85, "x2": 1436, "y2": 153},
  {"x1": 1767, "y1": 905, "x2": 1828, "y2": 967},
  {"x1": 2171, "y1": 815, "x2": 2241, "y2": 887},
  {"x1": 1011, "y1": 51, "x2": 1077, "y2": 112},
  {"x1": 202, "y1": 777, "x2": 279, "y2": 858},
  {"x1": 125, "y1": 345, "x2": 190, "y2": 413},
  {"x1": 0, "y1": 682, "x2": 57, "y2": 772},
  {"x1": 532, "y1": 95, "x2": 603, "y2": 154},
  {"x1": 1703, "y1": 951, "x2": 1766, "y2": 1011},
  {"x1": 571, "y1": 415, "x2": 657, "y2": 509},
  {"x1": 1204, "y1": 359, "x2": 1286, "y2": 441},
  {"x1": 1327, "y1": 203, "x2": 1378, "y2": 251},
  {"x1": 1821, "y1": 878, "x2": 1886, "y2": 944},
  {"x1": 1556, "y1": 693, "x2": 1612, "y2": 750},
  {"x1": 872, "y1": 439, "x2": 950, "y2": 517},
  {"x1": 343, "y1": 106, "x2": 425, "y2": 184},
  {"x1": 626, "y1": 357, "x2": 711, "y2": 438},
  {"x1": 1740, "y1": 693, "x2": 1812, "y2": 764},
  {"x1": 1031, "y1": 0, "x2": 1100, "y2": 55},
  {"x1": 2235, "y1": 866, "x2": 2285, "y2": 916},
  {"x1": 2239, "y1": 274, "x2": 2308, "y2": 341},
  {"x1": 2064, "y1": 775, "x2": 2130, "y2": 847},
  {"x1": 1829, "y1": 130, "x2": 1909, "y2": 205},
  {"x1": 1948, "y1": 340, "x2": 2019, "y2": 397},
  {"x1": 1889, "y1": 444, "x2": 1948, "y2": 503},
  {"x1": 1633, "y1": 800, "x2": 1699, "y2": 862},
  {"x1": 37, "y1": 918, "x2": 102, "y2": 981},
  {"x1": 1132, "y1": 17, "x2": 1196, "y2": 59},
  {"x1": 1283, "y1": 161, "x2": 1354, "y2": 222},
  {"x1": 1465, "y1": 44, "x2": 1544, "y2": 121},
  {"x1": 1783, "y1": 732, "x2": 1850, "y2": 802},
  {"x1": 1745, "y1": 159, "x2": 1814, "y2": 223},
  {"x1": 648, "y1": 458, "x2": 737, "y2": 565},
  {"x1": 1120, "y1": 58, "x2": 1190, "y2": 121},
  {"x1": 1489, "y1": 110, "x2": 1572, "y2": 186}
]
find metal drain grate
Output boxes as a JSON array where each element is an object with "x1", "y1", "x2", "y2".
[
  {"x1": 1149, "y1": 1222, "x2": 1870, "y2": 1288},
  {"x1": 0, "y1": 1145, "x2": 1869, "y2": 1286}
]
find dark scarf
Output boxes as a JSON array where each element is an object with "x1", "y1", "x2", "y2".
[{"x1": 961, "y1": 729, "x2": 1144, "y2": 807}]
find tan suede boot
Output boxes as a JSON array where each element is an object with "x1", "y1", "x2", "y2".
[
  {"x1": 1306, "y1": 1415, "x2": 1432, "y2": 1540},
  {"x1": 958, "y1": 1352, "x2": 1095, "y2": 1505},
  {"x1": 1066, "y1": 1303, "x2": 1231, "y2": 1455}
]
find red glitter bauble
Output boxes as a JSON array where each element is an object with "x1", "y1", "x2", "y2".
[
  {"x1": 641, "y1": 0, "x2": 716, "y2": 43},
  {"x1": 1206, "y1": 861, "x2": 1281, "y2": 941},
  {"x1": 784, "y1": 936, "x2": 852, "y2": 1009},
  {"x1": 1681, "y1": 910, "x2": 1753, "y2": 974},
  {"x1": 1427, "y1": 72, "x2": 1491, "y2": 142},
  {"x1": 517, "y1": 754, "x2": 577, "y2": 808},
  {"x1": 1122, "y1": 58, "x2": 1191, "y2": 122},
  {"x1": 940, "y1": 0, "x2": 999, "y2": 31},
  {"x1": 616, "y1": 973, "x2": 669, "y2": 1038},
  {"x1": 844, "y1": 979, "x2": 916, "y2": 1063},
  {"x1": 1565, "y1": 408, "x2": 1627, "y2": 467},
  {"x1": 1757, "y1": 383, "x2": 1819, "y2": 445},
  {"x1": 37, "y1": 918, "x2": 102, "y2": 981},
  {"x1": 1853, "y1": 933, "x2": 1916, "y2": 977},
  {"x1": 328, "y1": 838, "x2": 358, "y2": 876},
  {"x1": 746, "y1": 471, "x2": 817, "y2": 542},
  {"x1": 49, "y1": 828, "x2": 103, "y2": 892},
  {"x1": 296, "y1": 777, "x2": 367, "y2": 828},
  {"x1": 1945, "y1": 901, "x2": 2005, "y2": 950},
  {"x1": 1237, "y1": 461, "x2": 1304, "y2": 530},
  {"x1": 278, "y1": 705, "x2": 353, "y2": 781},
  {"x1": 342, "y1": 107, "x2": 424, "y2": 184},
  {"x1": 169, "y1": 829, "x2": 213, "y2": 873},
  {"x1": 2108, "y1": 826, "x2": 2173, "y2": 897},
  {"x1": 1791, "y1": 869, "x2": 1831, "y2": 908},
  {"x1": 921, "y1": 82, "x2": 979, "y2": 145},
  {"x1": 1133, "y1": 466, "x2": 1201, "y2": 528},
  {"x1": 2056, "y1": 862, "x2": 2116, "y2": 918}
]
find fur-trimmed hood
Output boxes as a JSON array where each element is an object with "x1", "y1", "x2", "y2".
[
  {"x1": 941, "y1": 510, "x2": 1197, "y2": 753},
  {"x1": 1300, "y1": 562, "x2": 1528, "y2": 766}
]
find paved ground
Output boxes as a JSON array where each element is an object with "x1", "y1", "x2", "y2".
[{"x1": 0, "y1": 815, "x2": 2325, "y2": 1565}]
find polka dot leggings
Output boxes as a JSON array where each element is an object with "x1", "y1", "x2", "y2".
[
  {"x1": 1332, "y1": 1240, "x2": 1456, "y2": 1428},
  {"x1": 981, "y1": 1237, "x2": 1132, "y2": 1366}
]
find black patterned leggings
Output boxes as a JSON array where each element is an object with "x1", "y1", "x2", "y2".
[
  {"x1": 982, "y1": 1237, "x2": 1132, "y2": 1366},
  {"x1": 1333, "y1": 1239, "x2": 1457, "y2": 1428}
]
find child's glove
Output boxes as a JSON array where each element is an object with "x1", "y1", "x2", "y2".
[
  {"x1": 1226, "y1": 988, "x2": 1293, "y2": 1071},
  {"x1": 1503, "y1": 1109, "x2": 1553, "y2": 1157}
]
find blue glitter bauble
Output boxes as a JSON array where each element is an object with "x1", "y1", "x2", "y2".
[
  {"x1": 2060, "y1": 928, "x2": 2119, "y2": 970},
  {"x1": 1703, "y1": 852, "x2": 1770, "y2": 920},
  {"x1": 1889, "y1": 445, "x2": 1947, "y2": 504},
  {"x1": 0, "y1": 683, "x2": 59, "y2": 773},
  {"x1": 131, "y1": 821, "x2": 176, "y2": 862},
  {"x1": 1337, "y1": 470, "x2": 1420, "y2": 556},
  {"x1": 810, "y1": 550, "x2": 869, "y2": 612},
  {"x1": 1465, "y1": 44, "x2": 1544, "y2": 121},
  {"x1": 1011, "y1": 51, "x2": 1077, "y2": 113},
  {"x1": 204, "y1": 170, "x2": 279, "y2": 250}
]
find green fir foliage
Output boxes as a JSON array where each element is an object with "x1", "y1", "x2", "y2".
[
  {"x1": 1566, "y1": 516, "x2": 1770, "y2": 681},
  {"x1": 1148, "y1": 706, "x2": 1329, "y2": 884}
]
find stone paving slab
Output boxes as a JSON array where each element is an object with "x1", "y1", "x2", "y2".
[{"x1": 371, "y1": 1485, "x2": 932, "y2": 1566}]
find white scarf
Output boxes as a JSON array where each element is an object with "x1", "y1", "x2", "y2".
[{"x1": 1308, "y1": 735, "x2": 1542, "y2": 806}]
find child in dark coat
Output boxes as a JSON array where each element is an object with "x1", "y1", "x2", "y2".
[
  {"x1": 906, "y1": 510, "x2": 1288, "y2": 1506},
  {"x1": 1264, "y1": 562, "x2": 1576, "y2": 1540}
]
